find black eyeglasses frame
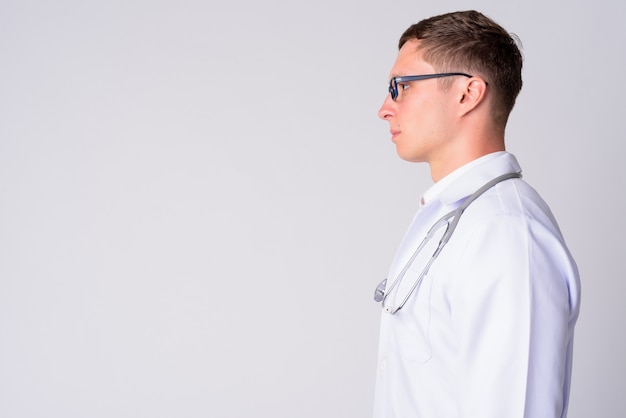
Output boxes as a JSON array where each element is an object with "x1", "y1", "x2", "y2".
[{"x1": 388, "y1": 73, "x2": 474, "y2": 101}]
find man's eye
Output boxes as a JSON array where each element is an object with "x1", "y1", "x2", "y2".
[{"x1": 398, "y1": 83, "x2": 410, "y2": 91}]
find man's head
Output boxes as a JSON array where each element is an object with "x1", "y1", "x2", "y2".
[
  {"x1": 399, "y1": 10, "x2": 523, "y2": 129},
  {"x1": 378, "y1": 11, "x2": 523, "y2": 180}
]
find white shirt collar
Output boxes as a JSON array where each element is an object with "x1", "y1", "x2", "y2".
[{"x1": 420, "y1": 151, "x2": 521, "y2": 208}]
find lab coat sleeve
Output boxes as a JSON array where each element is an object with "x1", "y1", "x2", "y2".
[{"x1": 451, "y1": 213, "x2": 576, "y2": 418}]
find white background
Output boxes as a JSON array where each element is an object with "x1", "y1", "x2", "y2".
[{"x1": 1, "y1": 1, "x2": 624, "y2": 417}]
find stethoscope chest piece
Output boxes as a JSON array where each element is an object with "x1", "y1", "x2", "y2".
[{"x1": 374, "y1": 279, "x2": 387, "y2": 303}]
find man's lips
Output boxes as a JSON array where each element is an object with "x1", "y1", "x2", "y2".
[{"x1": 390, "y1": 130, "x2": 400, "y2": 140}]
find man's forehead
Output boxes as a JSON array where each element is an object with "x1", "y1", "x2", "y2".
[{"x1": 390, "y1": 42, "x2": 432, "y2": 76}]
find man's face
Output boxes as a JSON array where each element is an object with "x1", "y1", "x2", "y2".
[{"x1": 378, "y1": 40, "x2": 459, "y2": 164}]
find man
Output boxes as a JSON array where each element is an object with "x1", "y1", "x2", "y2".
[{"x1": 373, "y1": 10, "x2": 580, "y2": 418}]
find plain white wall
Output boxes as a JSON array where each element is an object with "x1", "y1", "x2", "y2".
[{"x1": 1, "y1": 1, "x2": 624, "y2": 417}]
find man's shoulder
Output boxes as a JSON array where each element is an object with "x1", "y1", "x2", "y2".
[{"x1": 457, "y1": 178, "x2": 562, "y2": 241}]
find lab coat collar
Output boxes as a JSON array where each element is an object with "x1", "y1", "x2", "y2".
[{"x1": 420, "y1": 152, "x2": 522, "y2": 208}]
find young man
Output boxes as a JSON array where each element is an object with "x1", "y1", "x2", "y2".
[{"x1": 373, "y1": 10, "x2": 580, "y2": 417}]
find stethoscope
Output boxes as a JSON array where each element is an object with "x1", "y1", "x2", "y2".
[{"x1": 373, "y1": 171, "x2": 522, "y2": 314}]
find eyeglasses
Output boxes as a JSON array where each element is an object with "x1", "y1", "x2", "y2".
[{"x1": 388, "y1": 73, "x2": 473, "y2": 101}]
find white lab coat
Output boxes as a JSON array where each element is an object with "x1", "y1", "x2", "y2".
[{"x1": 373, "y1": 152, "x2": 580, "y2": 418}]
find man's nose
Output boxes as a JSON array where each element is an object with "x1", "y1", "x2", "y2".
[{"x1": 378, "y1": 95, "x2": 395, "y2": 120}]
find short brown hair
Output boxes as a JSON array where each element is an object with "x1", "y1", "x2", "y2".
[{"x1": 399, "y1": 10, "x2": 523, "y2": 129}]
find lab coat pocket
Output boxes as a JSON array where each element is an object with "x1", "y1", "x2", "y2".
[{"x1": 393, "y1": 270, "x2": 433, "y2": 363}]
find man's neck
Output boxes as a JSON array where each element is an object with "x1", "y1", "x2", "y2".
[{"x1": 429, "y1": 143, "x2": 506, "y2": 182}]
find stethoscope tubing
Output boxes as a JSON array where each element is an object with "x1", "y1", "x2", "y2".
[{"x1": 377, "y1": 171, "x2": 522, "y2": 314}]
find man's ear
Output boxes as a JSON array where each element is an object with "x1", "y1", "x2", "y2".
[{"x1": 458, "y1": 78, "x2": 488, "y2": 116}]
